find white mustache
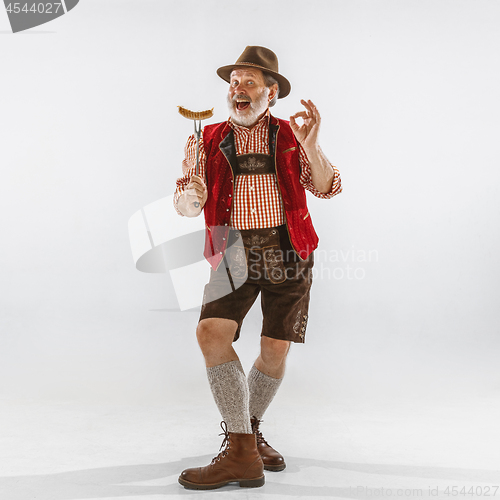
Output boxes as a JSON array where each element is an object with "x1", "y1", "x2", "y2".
[{"x1": 232, "y1": 94, "x2": 252, "y2": 103}]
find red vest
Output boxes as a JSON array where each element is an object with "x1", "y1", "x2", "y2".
[{"x1": 202, "y1": 114, "x2": 319, "y2": 270}]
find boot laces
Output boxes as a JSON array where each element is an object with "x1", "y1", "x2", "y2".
[
  {"x1": 252, "y1": 417, "x2": 269, "y2": 445},
  {"x1": 210, "y1": 421, "x2": 231, "y2": 464}
]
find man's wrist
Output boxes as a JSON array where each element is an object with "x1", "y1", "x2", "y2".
[{"x1": 302, "y1": 144, "x2": 321, "y2": 162}]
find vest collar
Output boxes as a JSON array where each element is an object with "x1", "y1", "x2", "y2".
[{"x1": 219, "y1": 113, "x2": 280, "y2": 162}]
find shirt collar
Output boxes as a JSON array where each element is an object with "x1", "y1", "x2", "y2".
[{"x1": 228, "y1": 108, "x2": 270, "y2": 132}]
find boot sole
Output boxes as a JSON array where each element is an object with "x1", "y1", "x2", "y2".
[
  {"x1": 264, "y1": 463, "x2": 286, "y2": 472},
  {"x1": 178, "y1": 475, "x2": 265, "y2": 490}
]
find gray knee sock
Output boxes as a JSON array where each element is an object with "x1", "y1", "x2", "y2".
[
  {"x1": 248, "y1": 364, "x2": 284, "y2": 420},
  {"x1": 206, "y1": 360, "x2": 252, "y2": 434}
]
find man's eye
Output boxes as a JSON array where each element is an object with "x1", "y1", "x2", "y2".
[{"x1": 231, "y1": 81, "x2": 238, "y2": 86}]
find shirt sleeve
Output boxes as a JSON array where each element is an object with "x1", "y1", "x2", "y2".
[
  {"x1": 173, "y1": 130, "x2": 207, "y2": 215},
  {"x1": 298, "y1": 143, "x2": 342, "y2": 199}
]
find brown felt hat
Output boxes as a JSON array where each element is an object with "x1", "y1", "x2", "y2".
[{"x1": 217, "y1": 46, "x2": 291, "y2": 99}]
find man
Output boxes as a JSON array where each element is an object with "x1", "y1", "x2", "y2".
[{"x1": 174, "y1": 46, "x2": 342, "y2": 490}]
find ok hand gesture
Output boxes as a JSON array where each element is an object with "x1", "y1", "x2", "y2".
[{"x1": 289, "y1": 99, "x2": 321, "y2": 153}]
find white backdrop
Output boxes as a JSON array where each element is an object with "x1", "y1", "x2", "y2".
[{"x1": 1, "y1": 0, "x2": 499, "y2": 406}]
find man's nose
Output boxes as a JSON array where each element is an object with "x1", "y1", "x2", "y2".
[{"x1": 233, "y1": 83, "x2": 246, "y2": 94}]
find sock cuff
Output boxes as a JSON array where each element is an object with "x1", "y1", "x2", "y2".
[
  {"x1": 207, "y1": 360, "x2": 245, "y2": 382},
  {"x1": 248, "y1": 364, "x2": 283, "y2": 383}
]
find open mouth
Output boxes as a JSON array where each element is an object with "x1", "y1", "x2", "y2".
[{"x1": 236, "y1": 101, "x2": 251, "y2": 111}]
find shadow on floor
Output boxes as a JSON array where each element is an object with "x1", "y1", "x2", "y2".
[{"x1": 1, "y1": 455, "x2": 499, "y2": 499}]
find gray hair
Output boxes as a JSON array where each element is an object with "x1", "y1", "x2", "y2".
[{"x1": 262, "y1": 72, "x2": 279, "y2": 107}]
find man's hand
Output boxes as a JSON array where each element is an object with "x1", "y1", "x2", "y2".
[
  {"x1": 177, "y1": 175, "x2": 208, "y2": 217},
  {"x1": 187, "y1": 175, "x2": 208, "y2": 207},
  {"x1": 289, "y1": 99, "x2": 321, "y2": 154},
  {"x1": 290, "y1": 99, "x2": 335, "y2": 194}
]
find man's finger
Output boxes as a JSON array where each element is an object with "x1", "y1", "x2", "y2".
[
  {"x1": 300, "y1": 99, "x2": 313, "y2": 110},
  {"x1": 187, "y1": 177, "x2": 206, "y2": 189},
  {"x1": 307, "y1": 100, "x2": 321, "y2": 125},
  {"x1": 189, "y1": 185, "x2": 202, "y2": 194},
  {"x1": 190, "y1": 175, "x2": 206, "y2": 187},
  {"x1": 301, "y1": 99, "x2": 318, "y2": 120},
  {"x1": 291, "y1": 111, "x2": 308, "y2": 119},
  {"x1": 184, "y1": 188, "x2": 198, "y2": 198},
  {"x1": 188, "y1": 183, "x2": 206, "y2": 196},
  {"x1": 307, "y1": 100, "x2": 321, "y2": 123}
]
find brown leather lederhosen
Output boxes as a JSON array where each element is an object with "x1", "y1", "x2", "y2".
[{"x1": 199, "y1": 151, "x2": 313, "y2": 344}]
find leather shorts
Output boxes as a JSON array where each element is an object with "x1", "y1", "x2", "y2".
[{"x1": 199, "y1": 225, "x2": 313, "y2": 343}]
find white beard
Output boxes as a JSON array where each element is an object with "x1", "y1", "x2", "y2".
[{"x1": 227, "y1": 87, "x2": 270, "y2": 127}]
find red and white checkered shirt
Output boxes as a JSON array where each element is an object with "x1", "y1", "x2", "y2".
[{"x1": 174, "y1": 111, "x2": 342, "y2": 229}]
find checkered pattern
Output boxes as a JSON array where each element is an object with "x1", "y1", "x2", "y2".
[
  {"x1": 232, "y1": 174, "x2": 283, "y2": 229},
  {"x1": 174, "y1": 111, "x2": 342, "y2": 229}
]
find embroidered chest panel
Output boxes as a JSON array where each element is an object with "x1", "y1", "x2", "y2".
[{"x1": 234, "y1": 153, "x2": 275, "y2": 176}]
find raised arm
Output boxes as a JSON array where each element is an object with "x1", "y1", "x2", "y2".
[{"x1": 289, "y1": 99, "x2": 335, "y2": 194}]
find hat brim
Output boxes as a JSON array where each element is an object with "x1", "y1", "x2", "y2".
[{"x1": 216, "y1": 63, "x2": 291, "y2": 99}]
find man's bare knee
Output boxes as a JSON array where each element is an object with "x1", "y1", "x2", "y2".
[
  {"x1": 260, "y1": 337, "x2": 291, "y2": 366},
  {"x1": 196, "y1": 318, "x2": 238, "y2": 356}
]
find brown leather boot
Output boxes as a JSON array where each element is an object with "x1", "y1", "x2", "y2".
[
  {"x1": 251, "y1": 416, "x2": 286, "y2": 471},
  {"x1": 178, "y1": 421, "x2": 265, "y2": 490}
]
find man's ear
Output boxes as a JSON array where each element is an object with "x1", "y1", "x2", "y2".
[{"x1": 269, "y1": 83, "x2": 278, "y2": 102}]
